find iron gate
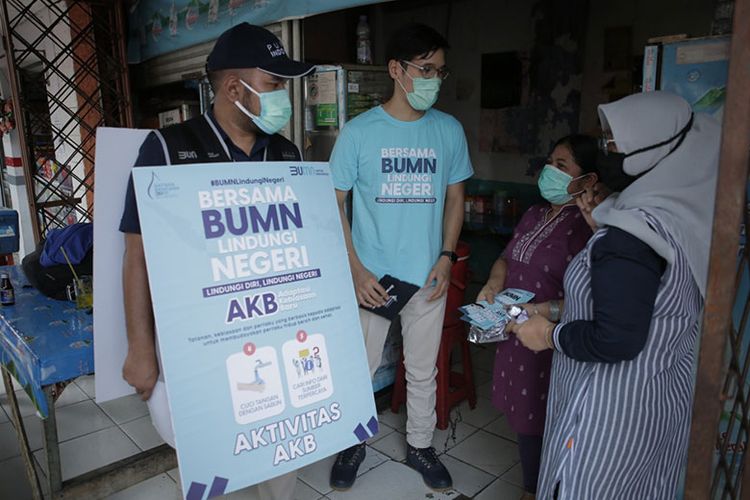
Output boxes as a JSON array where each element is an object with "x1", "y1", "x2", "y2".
[
  {"x1": 685, "y1": 0, "x2": 750, "y2": 497},
  {"x1": 0, "y1": 0, "x2": 132, "y2": 240}
]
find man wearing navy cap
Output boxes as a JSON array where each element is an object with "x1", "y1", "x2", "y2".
[{"x1": 119, "y1": 23, "x2": 313, "y2": 500}]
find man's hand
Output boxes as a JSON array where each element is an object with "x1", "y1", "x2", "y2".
[
  {"x1": 122, "y1": 345, "x2": 159, "y2": 401},
  {"x1": 122, "y1": 232, "x2": 158, "y2": 401},
  {"x1": 336, "y1": 189, "x2": 389, "y2": 309},
  {"x1": 352, "y1": 264, "x2": 389, "y2": 308},
  {"x1": 425, "y1": 257, "x2": 452, "y2": 301}
]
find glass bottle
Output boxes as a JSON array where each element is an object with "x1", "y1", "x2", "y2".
[{"x1": 0, "y1": 272, "x2": 15, "y2": 306}]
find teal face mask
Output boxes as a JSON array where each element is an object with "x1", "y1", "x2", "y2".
[
  {"x1": 398, "y1": 72, "x2": 441, "y2": 111},
  {"x1": 538, "y1": 164, "x2": 578, "y2": 205},
  {"x1": 235, "y1": 80, "x2": 292, "y2": 135}
]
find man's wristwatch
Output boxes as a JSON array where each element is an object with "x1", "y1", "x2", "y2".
[{"x1": 440, "y1": 250, "x2": 458, "y2": 263}]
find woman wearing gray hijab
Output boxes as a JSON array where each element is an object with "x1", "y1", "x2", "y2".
[{"x1": 508, "y1": 91, "x2": 720, "y2": 499}]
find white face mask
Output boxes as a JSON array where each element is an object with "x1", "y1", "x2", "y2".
[{"x1": 233, "y1": 80, "x2": 292, "y2": 135}]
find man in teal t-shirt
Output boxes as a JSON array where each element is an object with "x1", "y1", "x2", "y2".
[{"x1": 329, "y1": 23, "x2": 473, "y2": 492}]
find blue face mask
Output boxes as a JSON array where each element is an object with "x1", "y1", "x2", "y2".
[
  {"x1": 397, "y1": 72, "x2": 441, "y2": 111},
  {"x1": 234, "y1": 80, "x2": 292, "y2": 135},
  {"x1": 537, "y1": 165, "x2": 583, "y2": 205}
]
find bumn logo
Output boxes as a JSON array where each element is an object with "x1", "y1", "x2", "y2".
[
  {"x1": 178, "y1": 150, "x2": 198, "y2": 160},
  {"x1": 289, "y1": 166, "x2": 316, "y2": 176}
]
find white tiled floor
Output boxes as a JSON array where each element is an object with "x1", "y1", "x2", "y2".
[{"x1": 0, "y1": 343, "x2": 522, "y2": 499}]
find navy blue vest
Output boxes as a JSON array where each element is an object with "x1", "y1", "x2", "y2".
[{"x1": 157, "y1": 115, "x2": 301, "y2": 164}]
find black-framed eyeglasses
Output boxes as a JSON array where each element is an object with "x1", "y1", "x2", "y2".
[
  {"x1": 598, "y1": 135, "x2": 616, "y2": 156},
  {"x1": 400, "y1": 60, "x2": 451, "y2": 80}
]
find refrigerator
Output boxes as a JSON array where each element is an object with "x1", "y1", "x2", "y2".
[
  {"x1": 303, "y1": 64, "x2": 392, "y2": 162},
  {"x1": 643, "y1": 35, "x2": 734, "y2": 498}
]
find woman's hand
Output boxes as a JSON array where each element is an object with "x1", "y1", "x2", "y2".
[
  {"x1": 576, "y1": 183, "x2": 611, "y2": 231},
  {"x1": 510, "y1": 314, "x2": 555, "y2": 352},
  {"x1": 518, "y1": 302, "x2": 546, "y2": 318},
  {"x1": 476, "y1": 281, "x2": 501, "y2": 304},
  {"x1": 518, "y1": 300, "x2": 563, "y2": 322}
]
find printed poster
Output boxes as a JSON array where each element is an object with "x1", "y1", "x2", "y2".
[
  {"x1": 660, "y1": 37, "x2": 730, "y2": 120},
  {"x1": 128, "y1": 0, "x2": 387, "y2": 63},
  {"x1": 132, "y1": 161, "x2": 377, "y2": 498}
]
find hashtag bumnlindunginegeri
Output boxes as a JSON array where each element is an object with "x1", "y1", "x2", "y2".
[{"x1": 209, "y1": 177, "x2": 285, "y2": 187}]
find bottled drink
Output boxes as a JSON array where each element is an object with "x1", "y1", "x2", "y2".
[
  {"x1": 356, "y1": 15, "x2": 372, "y2": 64},
  {"x1": 0, "y1": 272, "x2": 14, "y2": 306}
]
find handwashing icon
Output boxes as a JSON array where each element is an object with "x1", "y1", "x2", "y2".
[{"x1": 236, "y1": 359, "x2": 272, "y2": 392}]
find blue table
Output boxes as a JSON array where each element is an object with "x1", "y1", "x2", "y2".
[
  {"x1": 0, "y1": 266, "x2": 93, "y2": 418},
  {"x1": 0, "y1": 266, "x2": 175, "y2": 499}
]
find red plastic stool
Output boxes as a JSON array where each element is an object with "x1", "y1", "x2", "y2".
[{"x1": 390, "y1": 242, "x2": 477, "y2": 430}]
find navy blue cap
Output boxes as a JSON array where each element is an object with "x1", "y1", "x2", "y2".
[{"x1": 206, "y1": 23, "x2": 314, "y2": 78}]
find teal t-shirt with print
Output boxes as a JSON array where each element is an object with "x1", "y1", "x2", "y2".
[{"x1": 330, "y1": 106, "x2": 474, "y2": 286}]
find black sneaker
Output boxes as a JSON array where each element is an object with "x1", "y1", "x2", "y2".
[
  {"x1": 406, "y1": 444, "x2": 453, "y2": 491},
  {"x1": 329, "y1": 443, "x2": 366, "y2": 491}
]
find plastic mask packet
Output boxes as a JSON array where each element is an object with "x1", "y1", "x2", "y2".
[
  {"x1": 494, "y1": 288, "x2": 536, "y2": 306},
  {"x1": 468, "y1": 323, "x2": 509, "y2": 344},
  {"x1": 467, "y1": 306, "x2": 530, "y2": 344},
  {"x1": 461, "y1": 289, "x2": 535, "y2": 344}
]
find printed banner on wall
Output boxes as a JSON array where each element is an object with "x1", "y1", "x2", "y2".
[
  {"x1": 659, "y1": 37, "x2": 729, "y2": 122},
  {"x1": 132, "y1": 161, "x2": 377, "y2": 497},
  {"x1": 128, "y1": 0, "x2": 385, "y2": 63}
]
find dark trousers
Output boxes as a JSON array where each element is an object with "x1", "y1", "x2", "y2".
[{"x1": 518, "y1": 433, "x2": 543, "y2": 494}]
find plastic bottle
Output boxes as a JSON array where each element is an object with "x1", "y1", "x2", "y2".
[
  {"x1": 356, "y1": 15, "x2": 372, "y2": 64},
  {"x1": 0, "y1": 272, "x2": 14, "y2": 306}
]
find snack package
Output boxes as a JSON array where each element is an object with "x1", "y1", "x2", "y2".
[{"x1": 460, "y1": 289, "x2": 534, "y2": 344}]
